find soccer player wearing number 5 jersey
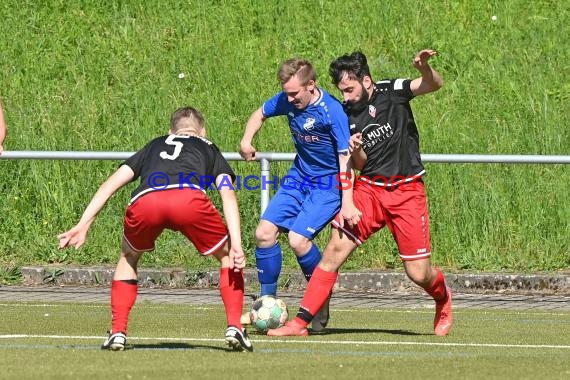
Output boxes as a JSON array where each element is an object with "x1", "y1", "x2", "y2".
[
  {"x1": 269, "y1": 49, "x2": 453, "y2": 337},
  {"x1": 58, "y1": 106, "x2": 253, "y2": 352}
]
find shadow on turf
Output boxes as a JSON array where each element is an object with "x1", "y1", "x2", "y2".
[
  {"x1": 126, "y1": 343, "x2": 230, "y2": 351},
  {"x1": 249, "y1": 328, "x2": 428, "y2": 336},
  {"x1": 309, "y1": 327, "x2": 428, "y2": 336}
]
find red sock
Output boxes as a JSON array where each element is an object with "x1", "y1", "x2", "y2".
[
  {"x1": 111, "y1": 280, "x2": 138, "y2": 334},
  {"x1": 424, "y1": 268, "x2": 448, "y2": 303},
  {"x1": 295, "y1": 266, "x2": 338, "y2": 326},
  {"x1": 219, "y1": 268, "x2": 244, "y2": 329}
]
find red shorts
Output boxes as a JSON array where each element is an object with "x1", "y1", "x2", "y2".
[
  {"x1": 123, "y1": 189, "x2": 228, "y2": 255},
  {"x1": 332, "y1": 180, "x2": 431, "y2": 260}
]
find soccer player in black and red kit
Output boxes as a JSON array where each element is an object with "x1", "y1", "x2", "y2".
[
  {"x1": 58, "y1": 106, "x2": 253, "y2": 351},
  {"x1": 268, "y1": 49, "x2": 453, "y2": 337}
]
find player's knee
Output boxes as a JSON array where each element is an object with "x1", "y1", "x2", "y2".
[
  {"x1": 121, "y1": 244, "x2": 142, "y2": 260},
  {"x1": 404, "y1": 260, "x2": 432, "y2": 286},
  {"x1": 119, "y1": 250, "x2": 143, "y2": 273},
  {"x1": 288, "y1": 233, "x2": 311, "y2": 255},
  {"x1": 255, "y1": 225, "x2": 277, "y2": 246}
]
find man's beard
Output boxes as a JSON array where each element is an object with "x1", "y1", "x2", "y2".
[{"x1": 345, "y1": 86, "x2": 370, "y2": 113}]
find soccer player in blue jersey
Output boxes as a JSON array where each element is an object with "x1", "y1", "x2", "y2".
[{"x1": 239, "y1": 58, "x2": 359, "y2": 331}]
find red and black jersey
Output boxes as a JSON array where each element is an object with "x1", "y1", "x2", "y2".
[
  {"x1": 347, "y1": 79, "x2": 425, "y2": 187},
  {"x1": 123, "y1": 135, "x2": 236, "y2": 204}
]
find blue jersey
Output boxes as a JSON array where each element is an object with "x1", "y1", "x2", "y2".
[{"x1": 262, "y1": 89, "x2": 349, "y2": 182}]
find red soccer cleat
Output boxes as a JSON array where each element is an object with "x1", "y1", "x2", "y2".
[
  {"x1": 434, "y1": 287, "x2": 453, "y2": 336},
  {"x1": 267, "y1": 319, "x2": 309, "y2": 337}
]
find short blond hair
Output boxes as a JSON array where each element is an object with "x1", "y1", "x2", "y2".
[
  {"x1": 277, "y1": 58, "x2": 316, "y2": 85},
  {"x1": 170, "y1": 106, "x2": 205, "y2": 134}
]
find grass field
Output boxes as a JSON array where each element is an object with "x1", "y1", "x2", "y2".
[
  {"x1": 1, "y1": 301, "x2": 569, "y2": 379},
  {"x1": 0, "y1": 0, "x2": 569, "y2": 274}
]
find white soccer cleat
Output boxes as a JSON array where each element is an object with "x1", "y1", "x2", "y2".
[{"x1": 101, "y1": 331, "x2": 127, "y2": 351}]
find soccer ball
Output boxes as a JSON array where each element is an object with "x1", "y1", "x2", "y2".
[{"x1": 249, "y1": 295, "x2": 289, "y2": 332}]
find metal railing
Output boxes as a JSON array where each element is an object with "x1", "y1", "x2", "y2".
[{"x1": 2, "y1": 151, "x2": 570, "y2": 213}]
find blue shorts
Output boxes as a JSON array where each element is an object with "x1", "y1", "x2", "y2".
[{"x1": 261, "y1": 183, "x2": 341, "y2": 240}]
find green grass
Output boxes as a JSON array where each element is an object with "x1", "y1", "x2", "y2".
[
  {"x1": 0, "y1": 0, "x2": 569, "y2": 272},
  {"x1": 1, "y1": 302, "x2": 569, "y2": 379}
]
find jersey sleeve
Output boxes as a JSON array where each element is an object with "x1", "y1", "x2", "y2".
[
  {"x1": 328, "y1": 101, "x2": 350, "y2": 154},
  {"x1": 211, "y1": 144, "x2": 237, "y2": 182},
  {"x1": 122, "y1": 142, "x2": 151, "y2": 180},
  {"x1": 389, "y1": 78, "x2": 415, "y2": 102},
  {"x1": 261, "y1": 92, "x2": 289, "y2": 118}
]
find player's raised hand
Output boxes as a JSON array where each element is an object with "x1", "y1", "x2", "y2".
[
  {"x1": 239, "y1": 142, "x2": 257, "y2": 161},
  {"x1": 57, "y1": 224, "x2": 89, "y2": 249},
  {"x1": 413, "y1": 49, "x2": 437, "y2": 70}
]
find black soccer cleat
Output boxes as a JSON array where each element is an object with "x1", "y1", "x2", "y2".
[
  {"x1": 225, "y1": 326, "x2": 254, "y2": 352},
  {"x1": 311, "y1": 295, "x2": 331, "y2": 332}
]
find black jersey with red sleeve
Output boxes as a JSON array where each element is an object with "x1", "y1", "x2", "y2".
[
  {"x1": 347, "y1": 78, "x2": 425, "y2": 187},
  {"x1": 123, "y1": 135, "x2": 236, "y2": 204}
]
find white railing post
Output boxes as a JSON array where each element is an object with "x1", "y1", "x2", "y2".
[{"x1": 259, "y1": 158, "x2": 271, "y2": 214}]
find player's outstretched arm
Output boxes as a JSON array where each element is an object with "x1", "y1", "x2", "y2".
[
  {"x1": 410, "y1": 49, "x2": 443, "y2": 96},
  {"x1": 239, "y1": 107, "x2": 265, "y2": 161},
  {"x1": 216, "y1": 174, "x2": 245, "y2": 271},
  {"x1": 57, "y1": 165, "x2": 135, "y2": 249}
]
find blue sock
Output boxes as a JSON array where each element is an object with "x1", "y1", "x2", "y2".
[
  {"x1": 297, "y1": 243, "x2": 321, "y2": 281},
  {"x1": 256, "y1": 243, "x2": 282, "y2": 296}
]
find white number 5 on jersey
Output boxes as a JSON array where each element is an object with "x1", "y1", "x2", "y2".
[{"x1": 160, "y1": 135, "x2": 189, "y2": 160}]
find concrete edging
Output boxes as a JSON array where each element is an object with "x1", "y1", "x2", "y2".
[{"x1": 20, "y1": 266, "x2": 570, "y2": 295}]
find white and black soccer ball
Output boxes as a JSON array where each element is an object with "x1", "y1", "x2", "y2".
[{"x1": 249, "y1": 295, "x2": 289, "y2": 332}]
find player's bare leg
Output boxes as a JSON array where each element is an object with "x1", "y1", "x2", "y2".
[
  {"x1": 404, "y1": 258, "x2": 453, "y2": 336},
  {"x1": 113, "y1": 241, "x2": 143, "y2": 280}
]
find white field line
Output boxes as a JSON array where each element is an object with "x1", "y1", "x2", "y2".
[
  {"x1": 0, "y1": 334, "x2": 569, "y2": 349},
  {"x1": 333, "y1": 308, "x2": 570, "y2": 316}
]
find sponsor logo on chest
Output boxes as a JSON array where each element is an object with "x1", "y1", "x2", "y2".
[
  {"x1": 303, "y1": 117, "x2": 316, "y2": 131},
  {"x1": 362, "y1": 122, "x2": 394, "y2": 149}
]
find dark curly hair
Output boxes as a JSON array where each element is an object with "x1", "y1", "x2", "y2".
[{"x1": 329, "y1": 51, "x2": 371, "y2": 85}]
